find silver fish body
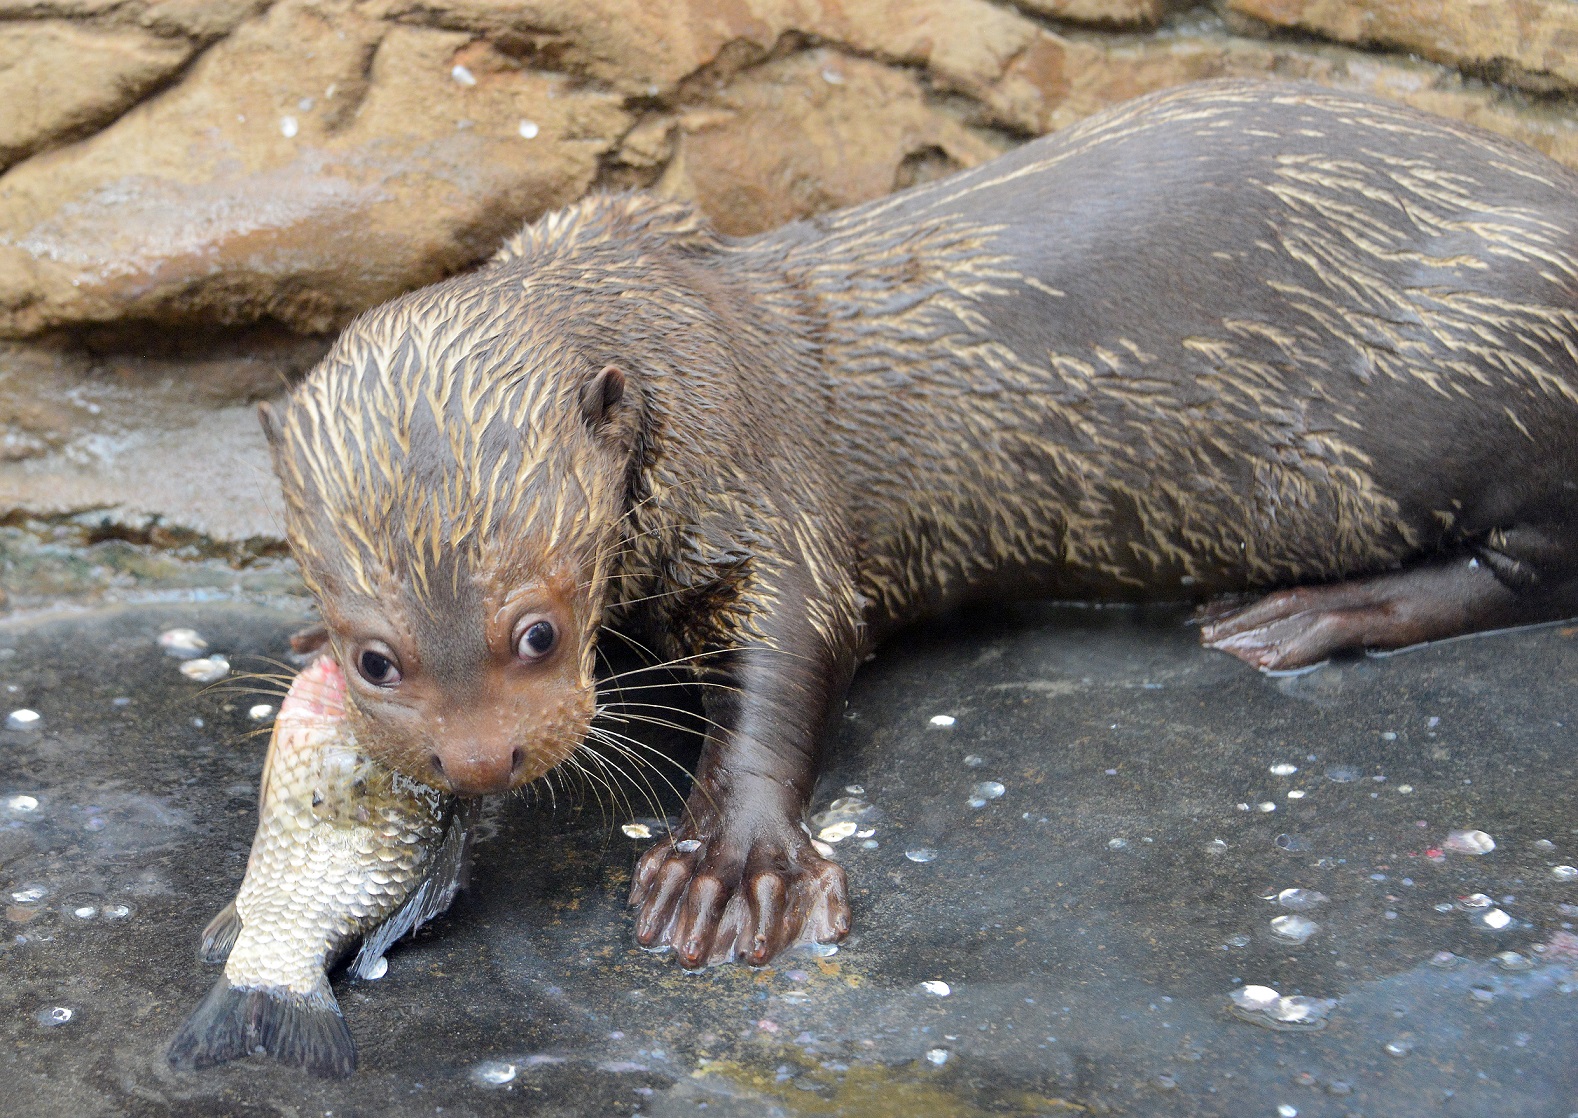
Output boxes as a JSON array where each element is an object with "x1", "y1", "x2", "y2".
[{"x1": 168, "y1": 655, "x2": 472, "y2": 1077}]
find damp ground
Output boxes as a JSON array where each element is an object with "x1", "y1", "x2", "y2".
[{"x1": 2, "y1": 595, "x2": 1576, "y2": 1116}]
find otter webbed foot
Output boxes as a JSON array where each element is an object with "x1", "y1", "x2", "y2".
[
  {"x1": 629, "y1": 815, "x2": 849, "y2": 969},
  {"x1": 1199, "y1": 556, "x2": 1558, "y2": 671}
]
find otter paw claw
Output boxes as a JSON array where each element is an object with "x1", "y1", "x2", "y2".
[{"x1": 630, "y1": 828, "x2": 849, "y2": 968}]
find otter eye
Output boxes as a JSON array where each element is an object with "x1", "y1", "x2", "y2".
[
  {"x1": 357, "y1": 647, "x2": 401, "y2": 687},
  {"x1": 516, "y1": 620, "x2": 556, "y2": 660}
]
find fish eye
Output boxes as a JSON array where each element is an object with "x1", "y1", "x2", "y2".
[
  {"x1": 515, "y1": 618, "x2": 556, "y2": 661},
  {"x1": 356, "y1": 644, "x2": 402, "y2": 687}
]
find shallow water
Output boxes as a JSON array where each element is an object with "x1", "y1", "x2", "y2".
[{"x1": 1, "y1": 600, "x2": 1575, "y2": 1116}]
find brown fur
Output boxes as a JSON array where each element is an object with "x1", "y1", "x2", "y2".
[{"x1": 266, "y1": 80, "x2": 1578, "y2": 966}]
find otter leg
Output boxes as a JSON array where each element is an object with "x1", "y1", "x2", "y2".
[
  {"x1": 629, "y1": 613, "x2": 855, "y2": 969},
  {"x1": 1201, "y1": 549, "x2": 1578, "y2": 672}
]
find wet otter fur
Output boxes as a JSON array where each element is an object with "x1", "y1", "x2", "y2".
[{"x1": 263, "y1": 80, "x2": 1578, "y2": 968}]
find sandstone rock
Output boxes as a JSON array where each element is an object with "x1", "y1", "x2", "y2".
[
  {"x1": 1015, "y1": 0, "x2": 1164, "y2": 26},
  {"x1": 656, "y1": 49, "x2": 1005, "y2": 236},
  {"x1": 0, "y1": 0, "x2": 629, "y2": 336},
  {"x1": 0, "y1": 0, "x2": 268, "y2": 41},
  {"x1": 0, "y1": 20, "x2": 193, "y2": 171},
  {"x1": 1230, "y1": 0, "x2": 1578, "y2": 93}
]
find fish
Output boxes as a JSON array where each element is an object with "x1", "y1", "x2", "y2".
[{"x1": 167, "y1": 654, "x2": 477, "y2": 1077}]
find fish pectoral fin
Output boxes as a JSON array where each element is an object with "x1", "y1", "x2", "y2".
[
  {"x1": 166, "y1": 978, "x2": 355, "y2": 1078},
  {"x1": 348, "y1": 798, "x2": 479, "y2": 980},
  {"x1": 198, "y1": 902, "x2": 242, "y2": 964}
]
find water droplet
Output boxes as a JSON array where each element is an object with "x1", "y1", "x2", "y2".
[
  {"x1": 818, "y1": 821, "x2": 857, "y2": 843},
  {"x1": 6, "y1": 709, "x2": 40, "y2": 730},
  {"x1": 675, "y1": 839, "x2": 701, "y2": 853},
  {"x1": 100, "y1": 903, "x2": 133, "y2": 922},
  {"x1": 970, "y1": 782, "x2": 1004, "y2": 802},
  {"x1": 924, "y1": 1048, "x2": 949, "y2": 1066},
  {"x1": 1270, "y1": 914, "x2": 1319, "y2": 944},
  {"x1": 780, "y1": 989, "x2": 810, "y2": 1005},
  {"x1": 1534, "y1": 839, "x2": 1558, "y2": 852},
  {"x1": 364, "y1": 955, "x2": 389, "y2": 980},
  {"x1": 1225, "y1": 934, "x2": 1252, "y2": 947},
  {"x1": 920, "y1": 980, "x2": 951, "y2": 996},
  {"x1": 905, "y1": 848, "x2": 938, "y2": 863},
  {"x1": 1469, "y1": 985, "x2": 1495, "y2": 1004},
  {"x1": 1480, "y1": 908, "x2": 1513, "y2": 931},
  {"x1": 70, "y1": 905, "x2": 97, "y2": 921},
  {"x1": 803, "y1": 942, "x2": 839, "y2": 957},
  {"x1": 1553, "y1": 865, "x2": 1578, "y2": 881},
  {"x1": 1383, "y1": 1038, "x2": 1414, "y2": 1057},
  {"x1": 7, "y1": 794, "x2": 39, "y2": 812},
  {"x1": 1326, "y1": 1080, "x2": 1352, "y2": 1096},
  {"x1": 860, "y1": 839, "x2": 878, "y2": 849},
  {"x1": 451, "y1": 64, "x2": 477, "y2": 86},
  {"x1": 1154, "y1": 1073, "x2": 1177, "y2": 1091},
  {"x1": 1274, "y1": 833, "x2": 1311, "y2": 852},
  {"x1": 248, "y1": 704, "x2": 273, "y2": 721},
  {"x1": 1277, "y1": 888, "x2": 1328, "y2": 911},
  {"x1": 36, "y1": 1006, "x2": 72, "y2": 1027},
  {"x1": 1445, "y1": 829, "x2": 1495, "y2": 855},
  {"x1": 962, "y1": 754, "x2": 983, "y2": 767},
  {"x1": 1325, "y1": 766, "x2": 1359, "y2": 783},
  {"x1": 179, "y1": 657, "x2": 229, "y2": 683},
  {"x1": 517, "y1": 119, "x2": 539, "y2": 139},
  {"x1": 1459, "y1": 893, "x2": 1493, "y2": 910},
  {"x1": 1228, "y1": 986, "x2": 1335, "y2": 1031},
  {"x1": 1433, "y1": 902, "x2": 1455, "y2": 913},
  {"x1": 279, "y1": 115, "x2": 298, "y2": 138},
  {"x1": 1269, "y1": 763, "x2": 1298, "y2": 776},
  {"x1": 11, "y1": 883, "x2": 47, "y2": 904},
  {"x1": 1107, "y1": 838, "x2": 1129, "y2": 850},
  {"x1": 473, "y1": 1059, "x2": 517, "y2": 1085},
  {"x1": 929, "y1": 715, "x2": 956, "y2": 727},
  {"x1": 621, "y1": 823, "x2": 652, "y2": 839},
  {"x1": 158, "y1": 628, "x2": 207, "y2": 657}
]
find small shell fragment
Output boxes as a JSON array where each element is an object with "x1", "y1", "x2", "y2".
[
  {"x1": 1444, "y1": 829, "x2": 1495, "y2": 855},
  {"x1": 6, "y1": 709, "x2": 40, "y2": 730},
  {"x1": 621, "y1": 822, "x2": 652, "y2": 839},
  {"x1": 920, "y1": 980, "x2": 951, "y2": 996},
  {"x1": 180, "y1": 657, "x2": 230, "y2": 683},
  {"x1": 158, "y1": 628, "x2": 208, "y2": 658}
]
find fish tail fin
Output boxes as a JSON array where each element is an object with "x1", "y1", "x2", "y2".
[
  {"x1": 166, "y1": 978, "x2": 355, "y2": 1078},
  {"x1": 197, "y1": 902, "x2": 242, "y2": 964},
  {"x1": 349, "y1": 798, "x2": 479, "y2": 979}
]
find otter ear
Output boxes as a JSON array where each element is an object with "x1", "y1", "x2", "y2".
[
  {"x1": 257, "y1": 400, "x2": 284, "y2": 451},
  {"x1": 580, "y1": 364, "x2": 626, "y2": 429}
]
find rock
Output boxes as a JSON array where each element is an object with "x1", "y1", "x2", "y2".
[
  {"x1": 0, "y1": 0, "x2": 269, "y2": 42},
  {"x1": 0, "y1": 21, "x2": 193, "y2": 171},
  {"x1": 0, "y1": 0, "x2": 630, "y2": 337},
  {"x1": 1016, "y1": 0, "x2": 1163, "y2": 26},
  {"x1": 656, "y1": 50, "x2": 1005, "y2": 236},
  {"x1": 1230, "y1": 0, "x2": 1578, "y2": 93}
]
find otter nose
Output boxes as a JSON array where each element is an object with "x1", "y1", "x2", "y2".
[{"x1": 427, "y1": 747, "x2": 525, "y2": 796}]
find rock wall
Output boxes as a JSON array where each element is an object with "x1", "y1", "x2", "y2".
[{"x1": 3, "y1": 0, "x2": 1578, "y2": 555}]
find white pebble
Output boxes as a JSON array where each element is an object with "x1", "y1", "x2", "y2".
[
  {"x1": 180, "y1": 657, "x2": 229, "y2": 683},
  {"x1": 1553, "y1": 865, "x2": 1578, "y2": 881},
  {"x1": 1445, "y1": 829, "x2": 1496, "y2": 855},
  {"x1": 1269, "y1": 763, "x2": 1298, "y2": 776},
  {"x1": 451, "y1": 64, "x2": 476, "y2": 86},
  {"x1": 6, "y1": 709, "x2": 39, "y2": 730},
  {"x1": 924, "y1": 1048, "x2": 949, "y2": 1066},
  {"x1": 158, "y1": 628, "x2": 207, "y2": 657},
  {"x1": 920, "y1": 980, "x2": 951, "y2": 996},
  {"x1": 518, "y1": 119, "x2": 539, "y2": 139},
  {"x1": 6, "y1": 794, "x2": 39, "y2": 812},
  {"x1": 248, "y1": 704, "x2": 274, "y2": 721},
  {"x1": 1286, "y1": 790, "x2": 1306, "y2": 800},
  {"x1": 363, "y1": 956, "x2": 389, "y2": 980},
  {"x1": 1257, "y1": 802, "x2": 1276, "y2": 813},
  {"x1": 929, "y1": 714, "x2": 956, "y2": 727},
  {"x1": 1480, "y1": 908, "x2": 1513, "y2": 930},
  {"x1": 279, "y1": 116, "x2": 298, "y2": 138}
]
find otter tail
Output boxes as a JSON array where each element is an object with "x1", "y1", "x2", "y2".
[{"x1": 166, "y1": 979, "x2": 355, "y2": 1078}]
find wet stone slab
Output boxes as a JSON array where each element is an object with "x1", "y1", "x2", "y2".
[{"x1": 2, "y1": 600, "x2": 1577, "y2": 1116}]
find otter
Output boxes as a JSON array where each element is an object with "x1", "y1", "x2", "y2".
[{"x1": 261, "y1": 80, "x2": 1578, "y2": 969}]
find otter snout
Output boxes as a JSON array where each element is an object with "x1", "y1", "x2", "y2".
[{"x1": 426, "y1": 744, "x2": 526, "y2": 796}]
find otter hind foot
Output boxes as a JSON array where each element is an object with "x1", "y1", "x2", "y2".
[
  {"x1": 1199, "y1": 554, "x2": 1577, "y2": 672},
  {"x1": 630, "y1": 822, "x2": 849, "y2": 969}
]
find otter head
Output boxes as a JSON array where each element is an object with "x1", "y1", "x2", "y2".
[{"x1": 261, "y1": 284, "x2": 641, "y2": 796}]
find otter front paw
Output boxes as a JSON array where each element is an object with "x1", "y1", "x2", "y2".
[{"x1": 629, "y1": 821, "x2": 849, "y2": 968}]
